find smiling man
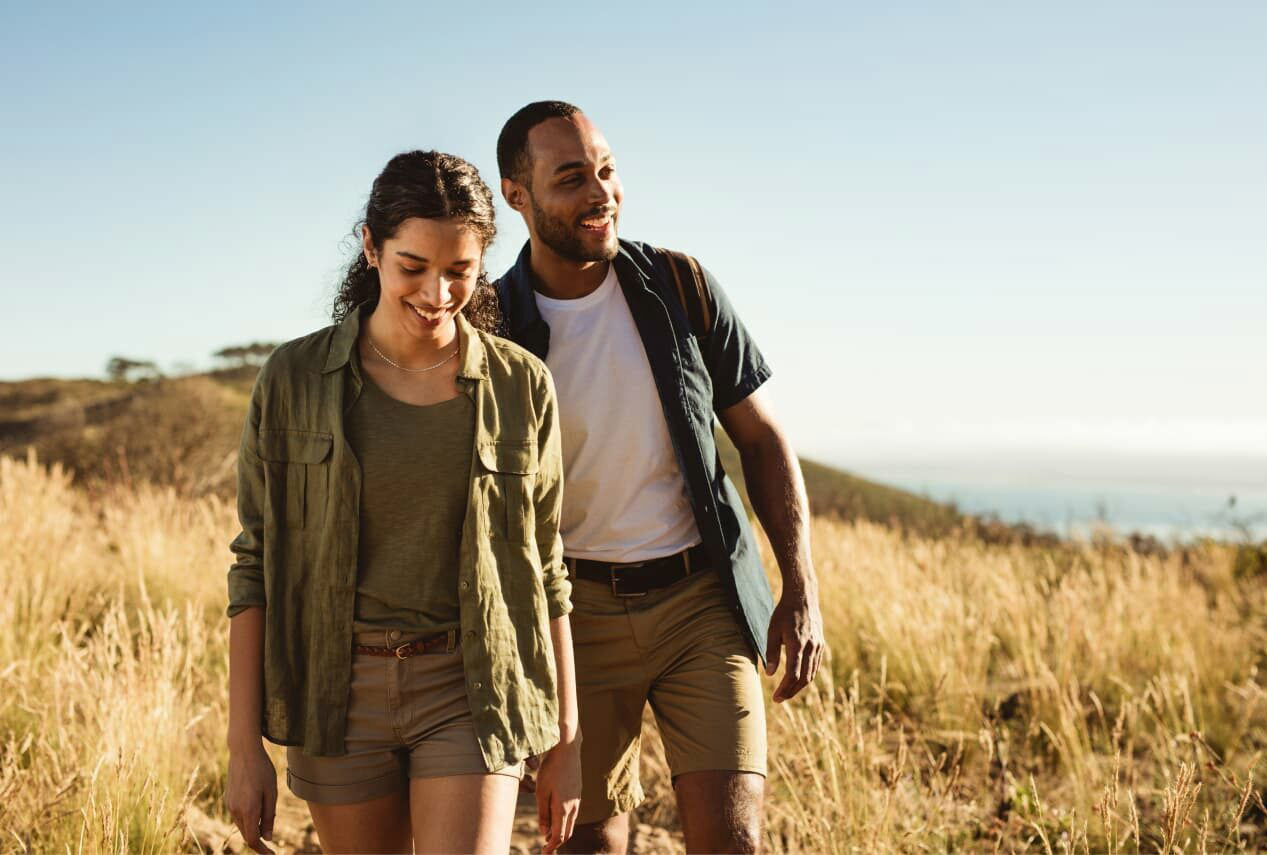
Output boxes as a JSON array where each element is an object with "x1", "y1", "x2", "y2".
[{"x1": 494, "y1": 101, "x2": 824, "y2": 854}]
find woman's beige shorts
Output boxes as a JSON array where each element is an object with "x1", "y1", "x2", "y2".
[{"x1": 285, "y1": 629, "x2": 524, "y2": 805}]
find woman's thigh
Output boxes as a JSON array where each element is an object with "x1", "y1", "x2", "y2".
[
  {"x1": 409, "y1": 773, "x2": 520, "y2": 854},
  {"x1": 308, "y1": 789, "x2": 412, "y2": 854}
]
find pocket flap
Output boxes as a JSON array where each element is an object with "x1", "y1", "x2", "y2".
[
  {"x1": 477, "y1": 440, "x2": 536, "y2": 474},
  {"x1": 258, "y1": 429, "x2": 333, "y2": 464}
]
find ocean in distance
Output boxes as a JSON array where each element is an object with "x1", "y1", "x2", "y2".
[{"x1": 847, "y1": 451, "x2": 1267, "y2": 542}]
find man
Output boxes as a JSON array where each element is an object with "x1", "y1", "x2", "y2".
[{"x1": 494, "y1": 100, "x2": 824, "y2": 854}]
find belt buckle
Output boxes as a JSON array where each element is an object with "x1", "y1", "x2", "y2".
[
  {"x1": 610, "y1": 562, "x2": 648, "y2": 598},
  {"x1": 394, "y1": 643, "x2": 413, "y2": 659}
]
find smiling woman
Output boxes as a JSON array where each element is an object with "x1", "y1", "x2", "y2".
[
  {"x1": 332, "y1": 151, "x2": 501, "y2": 335},
  {"x1": 224, "y1": 150, "x2": 581, "y2": 855}
]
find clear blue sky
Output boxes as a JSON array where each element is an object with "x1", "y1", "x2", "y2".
[{"x1": 2, "y1": 1, "x2": 1264, "y2": 472}]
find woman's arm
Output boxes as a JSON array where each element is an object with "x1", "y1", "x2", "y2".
[
  {"x1": 228, "y1": 606, "x2": 266, "y2": 751},
  {"x1": 226, "y1": 610, "x2": 278, "y2": 854},
  {"x1": 536, "y1": 614, "x2": 581, "y2": 853},
  {"x1": 225, "y1": 375, "x2": 277, "y2": 854},
  {"x1": 529, "y1": 368, "x2": 580, "y2": 852}
]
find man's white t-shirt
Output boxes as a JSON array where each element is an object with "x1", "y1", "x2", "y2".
[{"x1": 535, "y1": 264, "x2": 702, "y2": 563}]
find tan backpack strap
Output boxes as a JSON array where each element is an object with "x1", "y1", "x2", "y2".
[
  {"x1": 682, "y1": 253, "x2": 712, "y2": 334},
  {"x1": 665, "y1": 250, "x2": 693, "y2": 328},
  {"x1": 660, "y1": 248, "x2": 713, "y2": 337}
]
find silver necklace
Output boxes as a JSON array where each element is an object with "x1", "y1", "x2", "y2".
[{"x1": 367, "y1": 337, "x2": 458, "y2": 373}]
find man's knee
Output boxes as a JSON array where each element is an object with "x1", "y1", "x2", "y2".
[
  {"x1": 676, "y1": 771, "x2": 766, "y2": 853},
  {"x1": 725, "y1": 795, "x2": 764, "y2": 853},
  {"x1": 561, "y1": 813, "x2": 630, "y2": 854}
]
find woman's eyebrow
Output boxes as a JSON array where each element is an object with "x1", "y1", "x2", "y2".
[{"x1": 395, "y1": 251, "x2": 429, "y2": 262}]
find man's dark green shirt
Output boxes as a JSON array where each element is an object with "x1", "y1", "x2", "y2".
[{"x1": 495, "y1": 239, "x2": 776, "y2": 661}]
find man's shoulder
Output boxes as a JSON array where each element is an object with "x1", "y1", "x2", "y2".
[
  {"x1": 618, "y1": 240, "x2": 717, "y2": 291},
  {"x1": 618, "y1": 239, "x2": 675, "y2": 274},
  {"x1": 621, "y1": 238, "x2": 708, "y2": 263}
]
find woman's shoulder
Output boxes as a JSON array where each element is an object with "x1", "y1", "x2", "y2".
[
  {"x1": 472, "y1": 329, "x2": 558, "y2": 411},
  {"x1": 474, "y1": 329, "x2": 550, "y2": 378},
  {"x1": 254, "y1": 324, "x2": 340, "y2": 388}
]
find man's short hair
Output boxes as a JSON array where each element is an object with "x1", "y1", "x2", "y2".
[{"x1": 497, "y1": 100, "x2": 582, "y2": 185}]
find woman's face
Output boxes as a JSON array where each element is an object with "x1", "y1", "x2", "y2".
[{"x1": 363, "y1": 217, "x2": 483, "y2": 344}]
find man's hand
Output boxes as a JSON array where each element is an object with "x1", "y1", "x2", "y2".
[
  {"x1": 534, "y1": 737, "x2": 582, "y2": 853},
  {"x1": 226, "y1": 740, "x2": 277, "y2": 854},
  {"x1": 764, "y1": 583, "x2": 825, "y2": 703}
]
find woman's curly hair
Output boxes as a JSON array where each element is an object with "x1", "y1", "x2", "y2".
[{"x1": 332, "y1": 150, "x2": 501, "y2": 333}]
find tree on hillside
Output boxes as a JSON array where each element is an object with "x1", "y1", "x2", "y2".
[
  {"x1": 213, "y1": 342, "x2": 278, "y2": 368},
  {"x1": 106, "y1": 356, "x2": 162, "y2": 382}
]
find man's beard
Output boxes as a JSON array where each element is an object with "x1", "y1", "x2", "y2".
[{"x1": 530, "y1": 195, "x2": 618, "y2": 263}]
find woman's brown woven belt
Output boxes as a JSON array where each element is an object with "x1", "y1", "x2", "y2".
[{"x1": 354, "y1": 629, "x2": 457, "y2": 659}]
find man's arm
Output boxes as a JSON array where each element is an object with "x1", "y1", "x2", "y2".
[{"x1": 719, "y1": 387, "x2": 825, "y2": 703}]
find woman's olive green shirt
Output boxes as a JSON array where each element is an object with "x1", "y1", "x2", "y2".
[{"x1": 226, "y1": 308, "x2": 571, "y2": 768}]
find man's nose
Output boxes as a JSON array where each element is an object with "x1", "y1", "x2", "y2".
[{"x1": 587, "y1": 176, "x2": 615, "y2": 207}]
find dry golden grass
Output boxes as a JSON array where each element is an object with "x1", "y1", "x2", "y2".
[{"x1": 1, "y1": 452, "x2": 1264, "y2": 853}]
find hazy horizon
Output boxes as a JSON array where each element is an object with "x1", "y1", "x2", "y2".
[{"x1": 3, "y1": 2, "x2": 1264, "y2": 469}]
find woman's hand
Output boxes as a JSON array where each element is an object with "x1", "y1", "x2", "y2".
[
  {"x1": 534, "y1": 736, "x2": 582, "y2": 853},
  {"x1": 226, "y1": 741, "x2": 278, "y2": 854}
]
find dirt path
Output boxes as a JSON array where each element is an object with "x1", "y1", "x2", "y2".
[{"x1": 188, "y1": 774, "x2": 683, "y2": 854}]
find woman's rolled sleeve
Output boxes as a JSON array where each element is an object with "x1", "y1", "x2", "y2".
[
  {"x1": 227, "y1": 380, "x2": 268, "y2": 618},
  {"x1": 533, "y1": 369, "x2": 571, "y2": 619}
]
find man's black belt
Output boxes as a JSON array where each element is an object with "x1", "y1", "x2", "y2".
[{"x1": 567, "y1": 543, "x2": 710, "y2": 598}]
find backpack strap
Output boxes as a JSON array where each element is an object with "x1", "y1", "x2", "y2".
[{"x1": 658, "y1": 248, "x2": 714, "y2": 338}]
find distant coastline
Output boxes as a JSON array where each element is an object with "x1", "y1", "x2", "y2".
[{"x1": 848, "y1": 452, "x2": 1267, "y2": 541}]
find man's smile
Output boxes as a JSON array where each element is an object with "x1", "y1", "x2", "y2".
[{"x1": 578, "y1": 210, "x2": 615, "y2": 233}]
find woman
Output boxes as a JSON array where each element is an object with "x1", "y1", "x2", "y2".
[{"x1": 224, "y1": 151, "x2": 580, "y2": 854}]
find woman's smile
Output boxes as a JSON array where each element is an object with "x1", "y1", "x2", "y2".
[{"x1": 406, "y1": 301, "x2": 450, "y2": 330}]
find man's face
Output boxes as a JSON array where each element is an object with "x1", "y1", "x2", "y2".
[{"x1": 513, "y1": 115, "x2": 622, "y2": 263}]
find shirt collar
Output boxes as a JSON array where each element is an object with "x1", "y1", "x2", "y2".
[
  {"x1": 321, "y1": 302, "x2": 488, "y2": 381},
  {"x1": 454, "y1": 312, "x2": 488, "y2": 381},
  {"x1": 497, "y1": 238, "x2": 654, "y2": 353}
]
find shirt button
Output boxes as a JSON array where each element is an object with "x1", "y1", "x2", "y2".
[
  {"x1": 388, "y1": 630, "x2": 399, "y2": 641},
  {"x1": 461, "y1": 580, "x2": 470, "y2": 591},
  {"x1": 466, "y1": 630, "x2": 476, "y2": 641},
  {"x1": 473, "y1": 681, "x2": 482, "y2": 690}
]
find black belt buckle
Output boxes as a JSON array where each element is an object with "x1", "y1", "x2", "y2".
[{"x1": 610, "y1": 562, "x2": 649, "y2": 598}]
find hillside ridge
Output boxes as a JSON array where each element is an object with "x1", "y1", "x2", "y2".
[{"x1": 2, "y1": 371, "x2": 971, "y2": 537}]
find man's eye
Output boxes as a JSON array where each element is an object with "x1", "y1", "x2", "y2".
[{"x1": 561, "y1": 175, "x2": 582, "y2": 186}]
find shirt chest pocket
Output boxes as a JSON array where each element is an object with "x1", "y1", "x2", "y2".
[
  {"x1": 676, "y1": 334, "x2": 716, "y2": 422},
  {"x1": 258, "y1": 429, "x2": 333, "y2": 530},
  {"x1": 476, "y1": 440, "x2": 536, "y2": 545}
]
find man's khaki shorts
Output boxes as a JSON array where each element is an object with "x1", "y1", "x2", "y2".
[
  {"x1": 285, "y1": 629, "x2": 524, "y2": 805},
  {"x1": 568, "y1": 565, "x2": 767, "y2": 824}
]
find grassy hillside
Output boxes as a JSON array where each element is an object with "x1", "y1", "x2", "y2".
[
  {"x1": 1, "y1": 371, "x2": 972, "y2": 537},
  {"x1": 3, "y1": 454, "x2": 1261, "y2": 852},
  {"x1": 0, "y1": 371, "x2": 254, "y2": 496},
  {"x1": 715, "y1": 432, "x2": 964, "y2": 537}
]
